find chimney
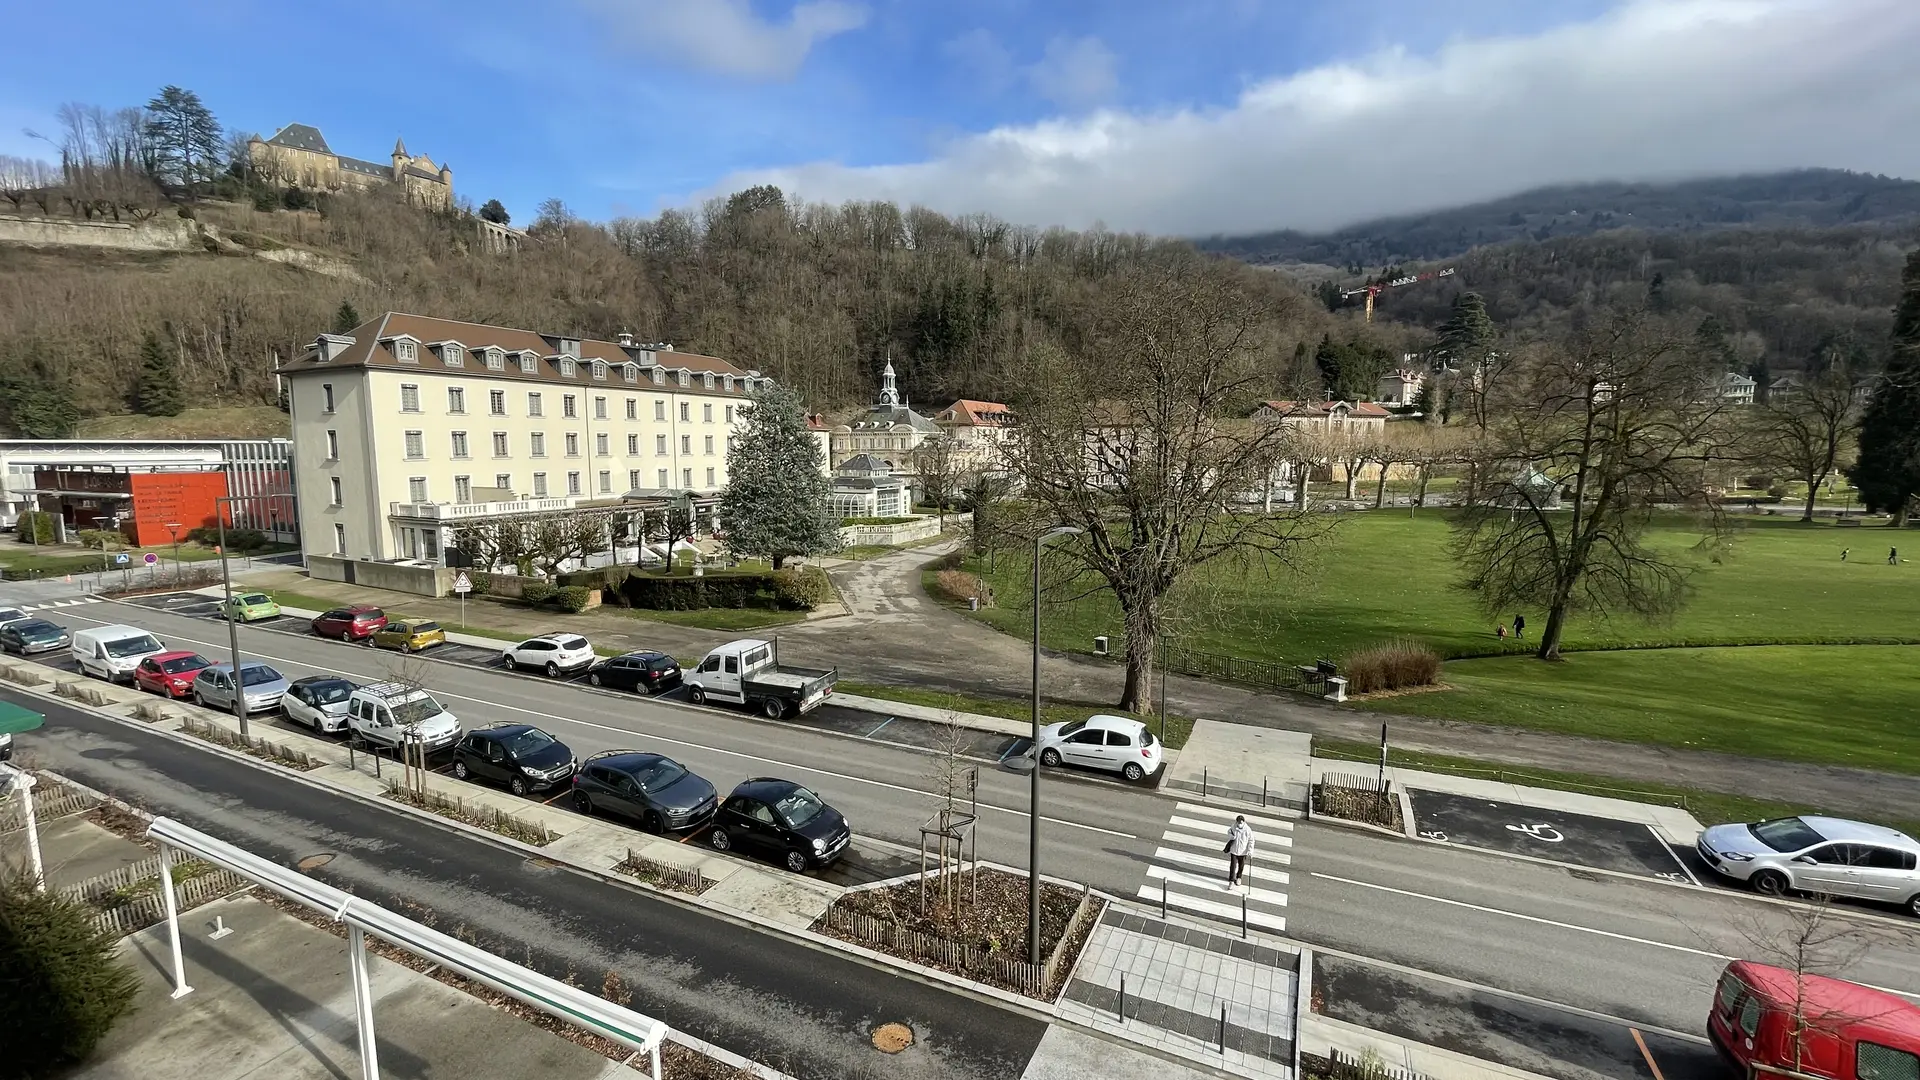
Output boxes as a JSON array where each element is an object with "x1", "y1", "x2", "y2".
[{"x1": 618, "y1": 331, "x2": 633, "y2": 347}]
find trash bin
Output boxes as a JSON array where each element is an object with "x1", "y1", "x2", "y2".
[
  {"x1": 1093, "y1": 635, "x2": 1109, "y2": 655},
  {"x1": 968, "y1": 597, "x2": 979, "y2": 611}
]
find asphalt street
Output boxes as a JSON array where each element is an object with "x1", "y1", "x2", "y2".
[{"x1": 7, "y1": 686, "x2": 1046, "y2": 1080}]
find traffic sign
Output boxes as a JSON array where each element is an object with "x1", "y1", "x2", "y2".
[
  {"x1": 451, "y1": 571, "x2": 472, "y2": 595},
  {"x1": 114, "y1": 553, "x2": 131, "y2": 566},
  {"x1": 142, "y1": 552, "x2": 159, "y2": 566}
]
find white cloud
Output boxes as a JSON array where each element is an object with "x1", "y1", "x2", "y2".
[
  {"x1": 580, "y1": 0, "x2": 867, "y2": 81},
  {"x1": 1026, "y1": 36, "x2": 1118, "y2": 109},
  {"x1": 695, "y1": 0, "x2": 1920, "y2": 235}
]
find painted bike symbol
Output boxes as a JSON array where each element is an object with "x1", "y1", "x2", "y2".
[{"x1": 1505, "y1": 823, "x2": 1565, "y2": 843}]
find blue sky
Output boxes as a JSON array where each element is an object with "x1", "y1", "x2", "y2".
[{"x1": 1, "y1": 0, "x2": 1913, "y2": 235}]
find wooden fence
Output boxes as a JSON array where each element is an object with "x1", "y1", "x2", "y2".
[
  {"x1": 0, "y1": 782, "x2": 98, "y2": 833},
  {"x1": 825, "y1": 883, "x2": 1103, "y2": 1000},
  {"x1": 60, "y1": 856, "x2": 254, "y2": 936},
  {"x1": 1301, "y1": 1049, "x2": 1433, "y2": 1080},
  {"x1": 1312, "y1": 771, "x2": 1400, "y2": 829}
]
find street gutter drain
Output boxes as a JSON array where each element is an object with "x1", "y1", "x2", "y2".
[
  {"x1": 871, "y1": 1023, "x2": 914, "y2": 1053},
  {"x1": 296, "y1": 853, "x2": 335, "y2": 872}
]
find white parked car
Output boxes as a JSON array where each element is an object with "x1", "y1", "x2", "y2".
[
  {"x1": 0, "y1": 606, "x2": 30, "y2": 626},
  {"x1": 346, "y1": 682, "x2": 461, "y2": 754},
  {"x1": 281, "y1": 676, "x2": 358, "y2": 734},
  {"x1": 1035, "y1": 714, "x2": 1164, "y2": 782},
  {"x1": 502, "y1": 633, "x2": 595, "y2": 677}
]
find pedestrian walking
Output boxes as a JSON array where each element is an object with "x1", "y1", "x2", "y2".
[
  {"x1": 1893, "y1": 548, "x2": 1901, "y2": 566},
  {"x1": 1512, "y1": 614, "x2": 1526, "y2": 638},
  {"x1": 1841, "y1": 549, "x2": 1850, "y2": 562},
  {"x1": 1223, "y1": 815, "x2": 1255, "y2": 887},
  {"x1": 1496, "y1": 623, "x2": 1507, "y2": 640}
]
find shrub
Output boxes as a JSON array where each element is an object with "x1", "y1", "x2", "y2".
[
  {"x1": 185, "y1": 526, "x2": 217, "y2": 545},
  {"x1": 771, "y1": 568, "x2": 831, "y2": 610},
  {"x1": 1341, "y1": 640, "x2": 1442, "y2": 695},
  {"x1": 0, "y1": 871, "x2": 143, "y2": 1075},
  {"x1": 1766, "y1": 482, "x2": 1790, "y2": 500},
  {"x1": 932, "y1": 569, "x2": 990, "y2": 605},
  {"x1": 616, "y1": 570, "x2": 824, "y2": 611},
  {"x1": 224, "y1": 529, "x2": 268, "y2": 552},
  {"x1": 466, "y1": 572, "x2": 492, "y2": 597},
  {"x1": 554, "y1": 585, "x2": 592, "y2": 613},
  {"x1": 75, "y1": 530, "x2": 118, "y2": 551},
  {"x1": 555, "y1": 566, "x2": 626, "y2": 590},
  {"x1": 16, "y1": 512, "x2": 56, "y2": 545},
  {"x1": 520, "y1": 582, "x2": 556, "y2": 606}
]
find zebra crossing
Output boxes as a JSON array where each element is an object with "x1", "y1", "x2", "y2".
[
  {"x1": 1137, "y1": 802, "x2": 1292, "y2": 934},
  {"x1": 19, "y1": 597, "x2": 104, "y2": 611}
]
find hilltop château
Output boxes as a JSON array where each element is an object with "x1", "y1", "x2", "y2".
[{"x1": 249, "y1": 124, "x2": 453, "y2": 210}]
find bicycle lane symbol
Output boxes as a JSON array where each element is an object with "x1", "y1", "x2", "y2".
[{"x1": 1505, "y1": 823, "x2": 1565, "y2": 843}]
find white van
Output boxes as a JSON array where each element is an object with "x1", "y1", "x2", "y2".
[
  {"x1": 70, "y1": 624, "x2": 168, "y2": 682},
  {"x1": 345, "y1": 682, "x2": 461, "y2": 753}
]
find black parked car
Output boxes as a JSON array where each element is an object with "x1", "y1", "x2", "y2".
[
  {"x1": 708, "y1": 777, "x2": 851, "y2": 873},
  {"x1": 0, "y1": 618, "x2": 69, "y2": 655},
  {"x1": 571, "y1": 751, "x2": 717, "y2": 833},
  {"x1": 586, "y1": 651, "x2": 682, "y2": 694},
  {"x1": 453, "y1": 725, "x2": 577, "y2": 797}
]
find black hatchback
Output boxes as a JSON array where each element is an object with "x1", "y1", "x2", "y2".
[
  {"x1": 571, "y1": 751, "x2": 717, "y2": 833},
  {"x1": 708, "y1": 778, "x2": 851, "y2": 873},
  {"x1": 453, "y1": 725, "x2": 576, "y2": 797},
  {"x1": 586, "y1": 651, "x2": 682, "y2": 694}
]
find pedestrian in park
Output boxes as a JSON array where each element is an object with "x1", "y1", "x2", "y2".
[
  {"x1": 1496, "y1": 623, "x2": 1507, "y2": 640},
  {"x1": 1841, "y1": 549, "x2": 1850, "y2": 562},
  {"x1": 1513, "y1": 614, "x2": 1526, "y2": 638},
  {"x1": 1893, "y1": 548, "x2": 1901, "y2": 566},
  {"x1": 1224, "y1": 815, "x2": 1255, "y2": 887}
]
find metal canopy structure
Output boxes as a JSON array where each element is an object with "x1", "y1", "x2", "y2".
[
  {"x1": 146, "y1": 818, "x2": 668, "y2": 1079},
  {"x1": 0, "y1": 700, "x2": 45, "y2": 735}
]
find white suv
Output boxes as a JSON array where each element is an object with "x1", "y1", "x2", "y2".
[
  {"x1": 346, "y1": 682, "x2": 460, "y2": 753},
  {"x1": 502, "y1": 633, "x2": 595, "y2": 677}
]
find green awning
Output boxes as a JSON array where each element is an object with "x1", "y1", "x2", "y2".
[{"x1": 0, "y1": 700, "x2": 46, "y2": 735}]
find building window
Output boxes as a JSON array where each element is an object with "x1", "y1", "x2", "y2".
[
  {"x1": 627, "y1": 434, "x2": 639, "y2": 455},
  {"x1": 651, "y1": 367, "x2": 665, "y2": 385},
  {"x1": 590, "y1": 360, "x2": 607, "y2": 381},
  {"x1": 447, "y1": 386, "x2": 466, "y2": 413},
  {"x1": 333, "y1": 523, "x2": 346, "y2": 554},
  {"x1": 489, "y1": 389, "x2": 506, "y2": 415},
  {"x1": 680, "y1": 434, "x2": 691, "y2": 455},
  {"x1": 705, "y1": 467, "x2": 715, "y2": 487},
  {"x1": 450, "y1": 431, "x2": 469, "y2": 458},
  {"x1": 597, "y1": 470, "x2": 611, "y2": 493},
  {"x1": 565, "y1": 433, "x2": 580, "y2": 456},
  {"x1": 628, "y1": 469, "x2": 640, "y2": 491},
  {"x1": 423, "y1": 529, "x2": 440, "y2": 562},
  {"x1": 559, "y1": 358, "x2": 576, "y2": 378},
  {"x1": 703, "y1": 403, "x2": 713, "y2": 423},
  {"x1": 563, "y1": 395, "x2": 578, "y2": 419},
  {"x1": 725, "y1": 405, "x2": 734, "y2": 423},
  {"x1": 485, "y1": 348, "x2": 504, "y2": 371},
  {"x1": 530, "y1": 432, "x2": 546, "y2": 457},
  {"x1": 321, "y1": 383, "x2": 335, "y2": 412},
  {"x1": 454, "y1": 476, "x2": 472, "y2": 504},
  {"x1": 655, "y1": 434, "x2": 667, "y2": 455},
  {"x1": 657, "y1": 468, "x2": 668, "y2": 487},
  {"x1": 625, "y1": 398, "x2": 637, "y2": 420},
  {"x1": 677, "y1": 371, "x2": 689, "y2": 387},
  {"x1": 404, "y1": 431, "x2": 424, "y2": 459},
  {"x1": 519, "y1": 353, "x2": 537, "y2": 374},
  {"x1": 408, "y1": 477, "x2": 428, "y2": 503},
  {"x1": 532, "y1": 472, "x2": 547, "y2": 497},
  {"x1": 442, "y1": 344, "x2": 464, "y2": 367},
  {"x1": 567, "y1": 471, "x2": 581, "y2": 496},
  {"x1": 395, "y1": 340, "x2": 417, "y2": 363},
  {"x1": 654, "y1": 400, "x2": 666, "y2": 421},
  {"x1": 596, "y1": 433, "x2": 609, "y2": 457},
  {"x1": 492, "y1": 432, "x2": 509, "y2": 457},
  {"x1": 622, "y1": 365, "x2": 637, "y2": 384},
  {"x1": 681, "y1": 468, "x2": 692, "y2": 487},
  {"x1": 329, "y1": 477, "x2": 342, "y2": 506},
  {"x1": 495, "y1": 473, "x2": 511, "y2": 492},
  {"x1": 325, "y1": 430, "x2": 339, "y2": 460},
  {"x1": 703, "y1": 373, "x2": 714, "y2": 390},
  {"x1": 400, "y1": 384, "x2": 421, "y2": 412},
  {"x1": 679, "y1": 401, "x2": 690, "y2": 422},
  {"x1": 724, "y1": 375, "x2": 734, "y2": 392},
  {"x1": 703, "y1": 435, "x2": 714, "y2": 455},
  {"x1": 528, "y1": 392, "x2": 543, "y2": 417},
  {"x1": 594, "y1": 396, "x2": 607, "y2": 420}
]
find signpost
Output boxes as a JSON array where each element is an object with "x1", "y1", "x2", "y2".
[
  {"x1": 451, "y1": 571, "x2": 471, "y2": 628},
  {"x1": 143, "y1": 550, "x2": 158, "y2": 584}
]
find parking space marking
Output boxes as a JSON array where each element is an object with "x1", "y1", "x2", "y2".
[
  {"x1": 865, "y1": 716, "x2": 895, "y2": 738},
  {"x1": 1631, "y1": 1028, "x2": 1668, "y2": 1080},
  {"x1": 1650, "y1": 827, "x2": 1702, "y2": 887}
]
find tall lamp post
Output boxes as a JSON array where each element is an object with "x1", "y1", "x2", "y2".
[
  {"x1": 164, "y1": 522, "x2": 184, "y2": 581},
  {"x1": 214, "y1": 491, "x2": 249, "y2": 736},
  {"x1": 1028, "y1": 525, "x2": 1081, "y2": 966}
]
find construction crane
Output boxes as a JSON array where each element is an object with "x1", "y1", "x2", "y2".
[{"x1": 1341, "y1": 266, "x2": 1456, "y2": 322}]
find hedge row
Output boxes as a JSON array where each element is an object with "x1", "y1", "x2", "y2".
[{"x1": 616, "y1": 569, "x2": 828, "y2": 612}]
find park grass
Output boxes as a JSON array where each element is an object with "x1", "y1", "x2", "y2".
[
  {"x1": 1360, "y1": 645, "x2": 1920, "y2": 773},
  {"x1": 0, "y1": 541, "x2": 293, "y2": 577},
  {"x1": 608, "y1": 606, "x2": 808, "y2": 631}
]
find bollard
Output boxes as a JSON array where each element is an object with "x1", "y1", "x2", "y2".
[
  {"x1": 348, "y1": 741, "x2": 356, "y2": 772},
  {"x1": 1262, "y1": 776, "x2": 1268, "y2": 808},
  {"x1": 1119, "y1": 974, "x2": 1127, "y2": 1021},
  {"x1": 1161, "y1": 877, "x2": 1168, "y2": 919},
  {"x1": 209, "y1": 914, "x2": 233, "y2": 940},
  {"x1": 1241, "y1": 894, "x2": 1249, "y2": 939},
  {"x1": 1219, "y1": 1004, "x2": 1228, "y2": 1052},
  {"x1": 1203, "y1": 767, "x2": 1208, "y2": 799},
  {"x1": 373, "y1": 746, "x2": 381, "y2": 779}
]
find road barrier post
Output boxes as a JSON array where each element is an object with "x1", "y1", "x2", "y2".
[
  {"x1": 1262, "y1": 776, "x2": 1268, "y2": 808},
  {"x1": 1219, "y1": 1004, "x2": 1227, "y2": 1052},
  {"x1": 1161, "y1": 877, "x2": 1168, "y2": 919},
  {"x1": 1241, "y1": 894, "x2": 1248, "y2": 939},
  {"x1": 1202, "y1": 767, "x2": 1208, "y2": 799},
  {"x1": 1119, "y1": 974, "x2": 1126, "y2": 1021}
]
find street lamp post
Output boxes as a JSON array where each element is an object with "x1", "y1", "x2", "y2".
[
  {"x1": 1028, "y1": 525, "x2": 1081, "y2": 966},
  {"x1": 164, "y1": 522, "x2": 184, "y2": 582},
  {"x1": 215, "y1": 492, "x2": 248, "y2": 736}
]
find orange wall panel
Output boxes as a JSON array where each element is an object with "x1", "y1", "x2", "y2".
[{"x1": 126, "y1": 472, "x2": 229, "y2": 548}]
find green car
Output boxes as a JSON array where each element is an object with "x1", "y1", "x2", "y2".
[{"x1": 221, "y1": 592, "x2": 282, "y2": 623}]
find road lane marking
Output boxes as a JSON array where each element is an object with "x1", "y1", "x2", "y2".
[
  {"x1": 1148, "y1": 864, "x2": 1290, "y2": 899},
  {"x1": 55, "y1": 607, "x2": 1140, "y2": 841},
  {"x1": 1631, "y1": 1028, "x2": 1667, "y2": 1080},
  {"x1": 865, "y1": 717, "x2": 895, "y2": 738},
  {"x1": 1175, "y1": 802, "x2": 1295, "y2": 830}
]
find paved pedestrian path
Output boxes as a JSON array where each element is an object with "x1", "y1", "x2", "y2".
[{"x1": 1138, "y1": 802, "x2": 1292, "y2": 935}]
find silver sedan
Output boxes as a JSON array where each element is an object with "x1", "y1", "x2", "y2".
[
  {"x1": 192, "y1": 661, "x2": 292, "y2": 714},
  {"x1": 1697, "y1": 815, "x2": 1920, "y2": 915}
]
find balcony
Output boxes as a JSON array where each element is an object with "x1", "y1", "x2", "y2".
[{"x1": 388, "y1": 496, "x2": 579, "y2": 521}]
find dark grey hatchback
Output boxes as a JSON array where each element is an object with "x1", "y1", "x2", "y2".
[
  {"x1": 708, "y1": 778, "x2": 851, "y2": 873},
  {"x1": 571, "y1": 751, "x2": 717, "y2": 833},
  {"x1": 453, "y1": 724, "x2": 576, "y2": 797}
]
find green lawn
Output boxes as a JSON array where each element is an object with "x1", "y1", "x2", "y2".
[
  {"x1": 609, "y1": 607, "x2": 809, "y2": 631},
  {"x1": 1, "y1": 542, "x2": 293, "y2": 577}
]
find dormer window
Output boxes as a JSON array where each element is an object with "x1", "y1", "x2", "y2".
[
  {"x1": 484, "y1": 348, "x2": 505, "y2": 371},
  {"x1": 651, "y1": 367, "x2": 665, "y2": 385},
  {"x1": 590, "y1": 359, "x2": 607, "y2": 381},
  {"x1": 559, "y1": 358, "x2": 576, "y2": 378},
  {"x1": 622, "y1": 363, "x2": 637, "y2": 383},
  {"x1": 518, "y1": 352, "x2": 537, "y2": 374},
  {"x1": 394, "y1": 339, "x2": 418, "y2": 363},
  {"x1": 441, "y1": 343, "x2": 464, "y2": 367},
  {"x1": 723, "y1": 375, "x2": 734, "y2": 391},
  {"x1": 703, "y1": 372, "x2": 714, "y2": 390},
  {"x1": 677, "y1": 370, "x2": 689, "y2": 387}
]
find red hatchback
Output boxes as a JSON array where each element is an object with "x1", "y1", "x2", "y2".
[
  {"x1": 310, "y1": 605, "x2": 387, "y2": 641},
  {"x1": 134, "y1": 651, "x2": 214, "y2": 698}
]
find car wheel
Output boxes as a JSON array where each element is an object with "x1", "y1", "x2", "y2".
[
  {"x1": 1039, "y1": 748, "x2": 1062, "y2": 767},
  {"x1": 1751, "y1": 870, "x2": 1790, "y2": 897},
  {"x1": 784, "y1": 849, "x2": 809, "y2": 874},
  {"x1": 509, "y1": 775, "x2": 528, "y2": 798},
  {"x1": 643, "y1": 811, "x2": 664, "y2": 834},
  {"x1": 573, "y1": 791, "x2": 593, "y2": 815},
  {"x1": 453, "y1": 760, "x2": 469, "y2": 780},
  {"x1": 709, "y1": 828, "x2": 732, "y2": 852},
  {"x1": 761, "y1": 697, "x2": 786, "y2": 720},
  {"x1": 689, "y1": 686, "x2": 707, "y2": 706},
  {"x1": 503, "y1": 655, "x2": 518, "y2": 670},
  {"x1": 1907, "y1": 893, "x2": 1920, "y2": 919},
  {"x1": 588, "y1": 671, "x2": 602, "y2": 686},
  {"x1": 545, "y1": 661, "x2": 560, "y2": 677},
  {"x1": 193, "y1": 691, "x2": 206, "y2": 707},
  {"x1": 1122, "y1": 762, "x2": 1146, "y2": 782}
]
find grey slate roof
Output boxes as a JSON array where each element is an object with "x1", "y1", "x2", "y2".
[
  {"x1": 265, "y1": 124, "x2": 332, "y2": 153},
  {"x1": 837, "y1": 454, "x2": 895, "y2": 476},
  {"x1": 340, "y1": 156, "x2": 388, "y2": 178},
  {"x1": 853, "y1": 405, "x2": 941, "y2": 433}
]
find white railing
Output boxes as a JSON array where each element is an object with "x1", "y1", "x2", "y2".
[{"x1": 389, "y1": 497, "x2": 578, "y2": 520}]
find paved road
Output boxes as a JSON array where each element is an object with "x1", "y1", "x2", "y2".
[{"x1": 9, "y1": 687, "x2": 1047, "y2": 1080}]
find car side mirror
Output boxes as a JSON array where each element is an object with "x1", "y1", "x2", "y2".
[{"x1": 1794, "y1": 855, "x2": 1816, "y2": 866}]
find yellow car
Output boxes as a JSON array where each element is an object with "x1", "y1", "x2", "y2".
[{"x1": 368, "y1": 618, "x2": 446, "y2": 653}]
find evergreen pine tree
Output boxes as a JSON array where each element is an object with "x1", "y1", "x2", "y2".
[
  {"x1": 1846, "y1": 249, "x2": 1920, "y2": 526},
  {"x1": 1438, "y1": 292, "x2": 1496, "y2": 364},
  {"x1": 0, "y1": 872, "x2": 143, "y2": 1074},
  {"x1": 718, "y1": 383, "x2": 840, "y2": 569},
  {"x1": 1313, "y1": 334, "x2": 1343, "y2": 398},
  {"x1": 332, "y1": 301, "x2": 362, "y2": 335},
  {"x1": 478, "y1": 199, "x2": 510, "y2": 225},
  {"x1": 134, "y1": 331, "x2": 185, "y2": 416},
  {"x1": 143, "y1": 85, "x2": 223, "y2": 192}
]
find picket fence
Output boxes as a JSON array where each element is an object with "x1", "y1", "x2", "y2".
[
  {"x1": 0, "y1": 784, "x2": 98, "y2": 833},
  {"x1": 61, "y1": 856, "x2": 254, "y2": 936}
]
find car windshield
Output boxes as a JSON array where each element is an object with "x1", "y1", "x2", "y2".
[
  {"x1": 240, "y1": 594, "x2": 271, "y2": 605},
  {"x1": 240, "y1": 665, "x2": 283, "y2": 687},
  {"x1": 307, "y1": 681, "x2": 352, "y2": 705},
  {"x1": 503, "y1": 729, "x2": 556, "y2": 756},
  {"x1": 1057, "y1": 719, "x2": 1089, "y2": 737},
  {"x1": 413, "y1": 622, "x2": 441, "y2": 633},
  {"x1": 106, "y1": 635, "x2": 162, "y2": 657},
  {"x1": 772, "y1": 787, "x2": 828, "y2": 828},
  {"x1": 1749, "y1": 817, "x2": 1827, "y2": 852},
  {"x1": 630, "y1": 759, "x2": 686, "y2": 793},
  {"x1": 391, "y1": 696, "x2": 446, "y2": 726},
  {"x1": 162, "y1": 655, "x2": 210, "y2": 674},
  {"x1": 16, "y1": 621, "x2": 60, "y2": 636}
]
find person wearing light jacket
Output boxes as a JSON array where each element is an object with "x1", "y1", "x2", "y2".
[{"x1": 1224, "y1": 816, "x2": 1255, "y2": 887}]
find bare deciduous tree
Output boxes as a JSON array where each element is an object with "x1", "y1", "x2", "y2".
[
  {"x1": 1752, "y1": 363, "x2": 1860, "y2": 522},
  {"x1": 1724, "y1": 899, "x2": 1897, "y2": 1075},
  {"x1": 0, "y1": 155, "x2": 59, "y2": 213},
  {"x1": 910, "y1": 436, "x2": 966, "y2": 528}
]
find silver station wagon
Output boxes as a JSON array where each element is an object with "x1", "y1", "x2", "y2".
[{"x1": 1698, "y1": 815, "x2": 1920, "y2": 916}]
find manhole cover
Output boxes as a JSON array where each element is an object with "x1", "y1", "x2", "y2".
[
  {"x1": 871, "y1": 1022, "x2": 914, "y2": 1054},
  {"x1": 296, "y1": 853, "x2": 335, "y2": 871}
]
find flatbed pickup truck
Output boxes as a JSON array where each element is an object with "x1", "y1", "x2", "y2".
[{"x1": 684, "y1": 638, "x2": 835, "y2": 720}]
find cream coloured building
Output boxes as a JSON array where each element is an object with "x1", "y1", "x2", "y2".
[
  {"x1": 248, "y1": 125, "x2": 453, "y2": 210},
  {"x1": 283, "y1": 313, "x2": 765, "y2": 565}
]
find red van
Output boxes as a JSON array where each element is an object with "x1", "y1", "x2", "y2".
[{"x1": 1710, "y1": 961, "x2": 1920, "y2": 1080}]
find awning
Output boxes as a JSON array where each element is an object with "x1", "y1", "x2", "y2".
[{"x1": 0, "y1": 699, "x2": 45, "y2": 735}]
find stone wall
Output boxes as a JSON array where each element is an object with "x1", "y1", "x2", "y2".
[
  {"x1": 306, "y1": 554, "x2": 451, "y2": 597},
  {"x1": 0, "y1": 213, "x2": 200, "y2": 253},
  {"x1": 839, "y1": 516, "x2": 943, "y2": 548}
]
